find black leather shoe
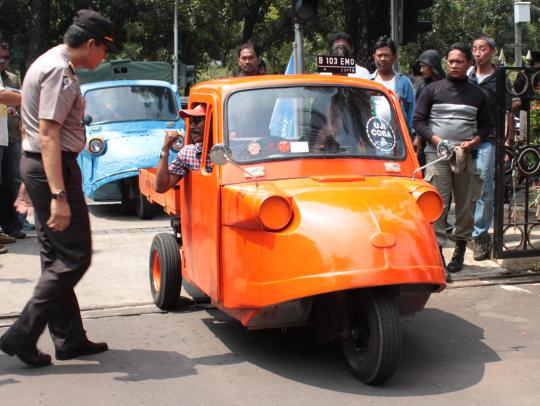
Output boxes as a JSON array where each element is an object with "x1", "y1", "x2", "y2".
[
  {"x1": 0, "y1": 334, "x2": 52, "y2": 367},
  {"x1": 55, "y1": 339, "x2": 109, "y2": 360},
  {"x1": 10, "y1": 230, "x2": 26, "y2": 239}
]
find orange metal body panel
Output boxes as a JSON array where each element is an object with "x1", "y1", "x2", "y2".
[{"x1": 219, "y1": 177, "x2": 445, "y2": 309}]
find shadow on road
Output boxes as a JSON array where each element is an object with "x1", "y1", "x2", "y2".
[
  {"x1": 197, "y1": 307, "x2": 500, "y2": 396},
  {"x1": 0, "y1": 347, "x2": 241, "y2": 383},
  {"x1": 0, "y1": 307, "x2": 500, "y2": 395},
  {"x1": 88, "y1": 203, "x2": 169, "y2": 221}
]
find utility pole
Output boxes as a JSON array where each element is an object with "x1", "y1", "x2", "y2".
[
  {"x1": 173, "y1": 0, "x2": 179, "y2": 86},
  {"x1": 291, "y1": 1, "x2": 318, "y2": 74},
  {"x1": 391, "y1": 0, "x2": 399, "y2": 69},
  {"x1": 294, "y1": 23, "x2": 304, "y2": 74},
  {"x1": 515, "y1": 22, "x2": 522, "y2": 67}
]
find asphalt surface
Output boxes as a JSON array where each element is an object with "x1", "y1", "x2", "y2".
[
  {"x1": 0, "y1": 202, "x2": 539, "y2": 405},
  {"x1": 0, "y1": 283, "x2": 538, "y2": 405}
]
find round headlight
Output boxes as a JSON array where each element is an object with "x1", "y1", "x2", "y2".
[
  {"x1": 412, "y1": 187, "x2": 443, "y2": 223},
  {"x1": 88, "y1": 138, "x2": 105, "y2": 155},
  {"x1": 258, "y1": 195, "x2": 292, "y2": 231}
]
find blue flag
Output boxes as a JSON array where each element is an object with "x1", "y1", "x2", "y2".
[{"x1": 268, "y1": 53, "x2": 297, "y2": 138}]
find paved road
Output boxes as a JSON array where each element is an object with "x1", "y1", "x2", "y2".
[
  {"x1": 1, "y1": 202, "x2": 539, "y2": 405},
  {"x1": 0, "y1": 203, "x2": 172, "y2": 318},
  {"x1": 0, "y1": 283, "x2": 538, "y2": 405},
  {"x1": 1, "y1": 201, "x2": 531, "y2": 321}
]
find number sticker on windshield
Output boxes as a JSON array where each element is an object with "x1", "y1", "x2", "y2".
[{"x1": 366, "y1": 117, "x2": 396, "y2": 152}]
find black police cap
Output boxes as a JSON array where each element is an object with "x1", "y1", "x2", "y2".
[{"x1": 73, "y1": 9, "x2": 117, "y2": 53}]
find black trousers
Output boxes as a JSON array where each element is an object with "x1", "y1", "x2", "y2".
[
  {"x1": 0, "y1": 139, "x2": 23, "y2": 234},
  {"x1": 6, "y1": 152, "x2": 92, "y2": 350}
]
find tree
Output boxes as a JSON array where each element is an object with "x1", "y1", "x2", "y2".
[
  {"x1": 2, "y1": 0, "x2": 540, "y2": 81},
  {"x1": 28, "y1": 0, "x2": 50, "y2": 62},
  {"x1": 346, "y1": 0, "x2": 391, "y2": 69}
]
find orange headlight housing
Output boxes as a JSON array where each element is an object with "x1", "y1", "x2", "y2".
[
  {"x1": 222, "y1": 186, "x2": 293, "y2": 232},
  {"x1": 258, "y1": 195, "x2": 292, "y2": 231},
  {"x1": 411, "y1": 187, "x2": 444, "y2": 223}
]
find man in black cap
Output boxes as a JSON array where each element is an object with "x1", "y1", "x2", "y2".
[{"x1": 0, "y1": 10, "x2": 116, "y2": 367}]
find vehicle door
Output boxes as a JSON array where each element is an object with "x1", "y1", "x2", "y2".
[{"x1": 180, "y1": 96, "x2": 221, "y2": 300}]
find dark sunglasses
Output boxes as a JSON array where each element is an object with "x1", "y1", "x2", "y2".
[{"x1": 190, "y1": 116, "x2": 204, "y2": 124}]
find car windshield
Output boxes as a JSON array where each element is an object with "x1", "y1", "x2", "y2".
[
  {"x1": 226, "y1": 86, "x2": 406, "y2": 163},
  {"x1": 84, "y1": 85, "x2": 179, "y2": 124}
]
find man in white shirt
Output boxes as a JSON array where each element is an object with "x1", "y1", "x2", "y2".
[{"x1": 370, "y1": 37, "x2": 415, "y2": 138}]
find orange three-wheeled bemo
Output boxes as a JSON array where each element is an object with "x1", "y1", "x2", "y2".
[{"x1": 139, "y1": 74, "x2": 447, "y2": 385}]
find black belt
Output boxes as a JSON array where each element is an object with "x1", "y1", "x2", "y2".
[{"x1": 24, "y1": 151, "x2": 79, "y2": 160}]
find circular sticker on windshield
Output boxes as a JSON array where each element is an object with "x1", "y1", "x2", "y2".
[
  {"x1": 366, "y1": 117, "x2": 396, "y2": 152},
  {"x1": 248, "y1": 142, "x2": 261, "y2": 156},
  {"x1": 278, "y1": 141, "x2": 290, "y2": 152}
]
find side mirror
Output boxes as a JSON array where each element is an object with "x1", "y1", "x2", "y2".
[
  {"x1": 82, "y1": 114, "x2": 93, "y2": 126},
  {"x1": 209, "y1": 143, "x2": 258, "y2": 178},
  {"x1": 209, "y1": 144, "x2": 233, "y2": 166}
]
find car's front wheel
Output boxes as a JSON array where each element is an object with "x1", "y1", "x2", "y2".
[
  {"x1": 149, "y1": 233, "x2": 182, "y2": 309},
  {"x1": 341, "y1": 288, "x2": 401, "y2": 385}
]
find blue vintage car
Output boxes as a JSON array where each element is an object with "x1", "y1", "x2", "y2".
[{"x1": 77, "y1": 61, "x2": 185, "y2": 218}]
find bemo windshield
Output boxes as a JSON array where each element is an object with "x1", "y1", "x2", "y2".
[{"x1": 226, "y1": 86, "x2": 406, "y2": 163}]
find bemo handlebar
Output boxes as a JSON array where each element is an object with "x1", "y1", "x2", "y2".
[{"x1": 412, "y1": 140, "x2": 455, "y2": 180}]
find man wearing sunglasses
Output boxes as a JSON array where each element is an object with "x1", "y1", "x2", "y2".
[
  {"x1": 155, "y1": 104, "x2": 212, "y2": 193},
  {"x1": 0, "y1": 10, "x2": 116, "y2": 367}
]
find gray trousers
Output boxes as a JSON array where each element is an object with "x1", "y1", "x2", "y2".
[
  {"x1": 425, "y1": 151, "x2": 482, "y2": 246},
  {"x1": 6, "y1": 152, "x2": 92, "y2": 350}
]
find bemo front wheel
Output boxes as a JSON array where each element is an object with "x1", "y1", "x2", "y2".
[
  {"x1": 341, "y1": 288, "x2": 401, "y2": 385},
  {"x1": 149, "y1": 233, "x2": 182, "y2": 309}
]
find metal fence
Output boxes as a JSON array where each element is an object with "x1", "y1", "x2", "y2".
[{"x1": 494, "y1": 67, "x2": 540, "y2": 258}]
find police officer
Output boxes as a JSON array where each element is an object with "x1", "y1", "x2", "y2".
[{"x1": 0, "y1": 10, "x2": 117, "y2": 367}]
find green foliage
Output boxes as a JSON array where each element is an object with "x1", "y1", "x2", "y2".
[
  {"x1": 398, "y1": 0, "x2": 540, "y2": 72},
  {"x1": 2, "y1": 0, "x2": 540, "y2": 81}
]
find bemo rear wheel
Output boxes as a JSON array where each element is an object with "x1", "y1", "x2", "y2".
[
  {"x1": 341, "y1": 288, "x2": 401, "y2": 385},
  {"x1": 149, "y1": 233, "x2": 182, "y2": 309}
]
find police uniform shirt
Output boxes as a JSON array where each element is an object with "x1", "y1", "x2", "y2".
[{"x1": 21, "y1": 44, "x2": 85, "y2": 153}]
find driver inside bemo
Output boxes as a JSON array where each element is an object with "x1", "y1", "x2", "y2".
[{"x1": 155, "y1": 103, "x2": 212, "y2": 193}]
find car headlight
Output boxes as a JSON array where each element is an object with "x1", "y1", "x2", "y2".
[
  {"x1": 258, "y1": 195, "x2": 292, "y2": 231},
  {"x1": 411, "y1": 186, "x2": 443, "y2": 223},
  {"x1": 88, "y1": 137, "x2": 106, "y2": 155}
]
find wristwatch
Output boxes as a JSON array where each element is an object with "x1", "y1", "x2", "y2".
[
  {"x1": 51, "y1": 189, "x2": 67, "y2": 200},
  {"x1": 159, "y1": 151, "x2": 169, "y2": 159}
]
